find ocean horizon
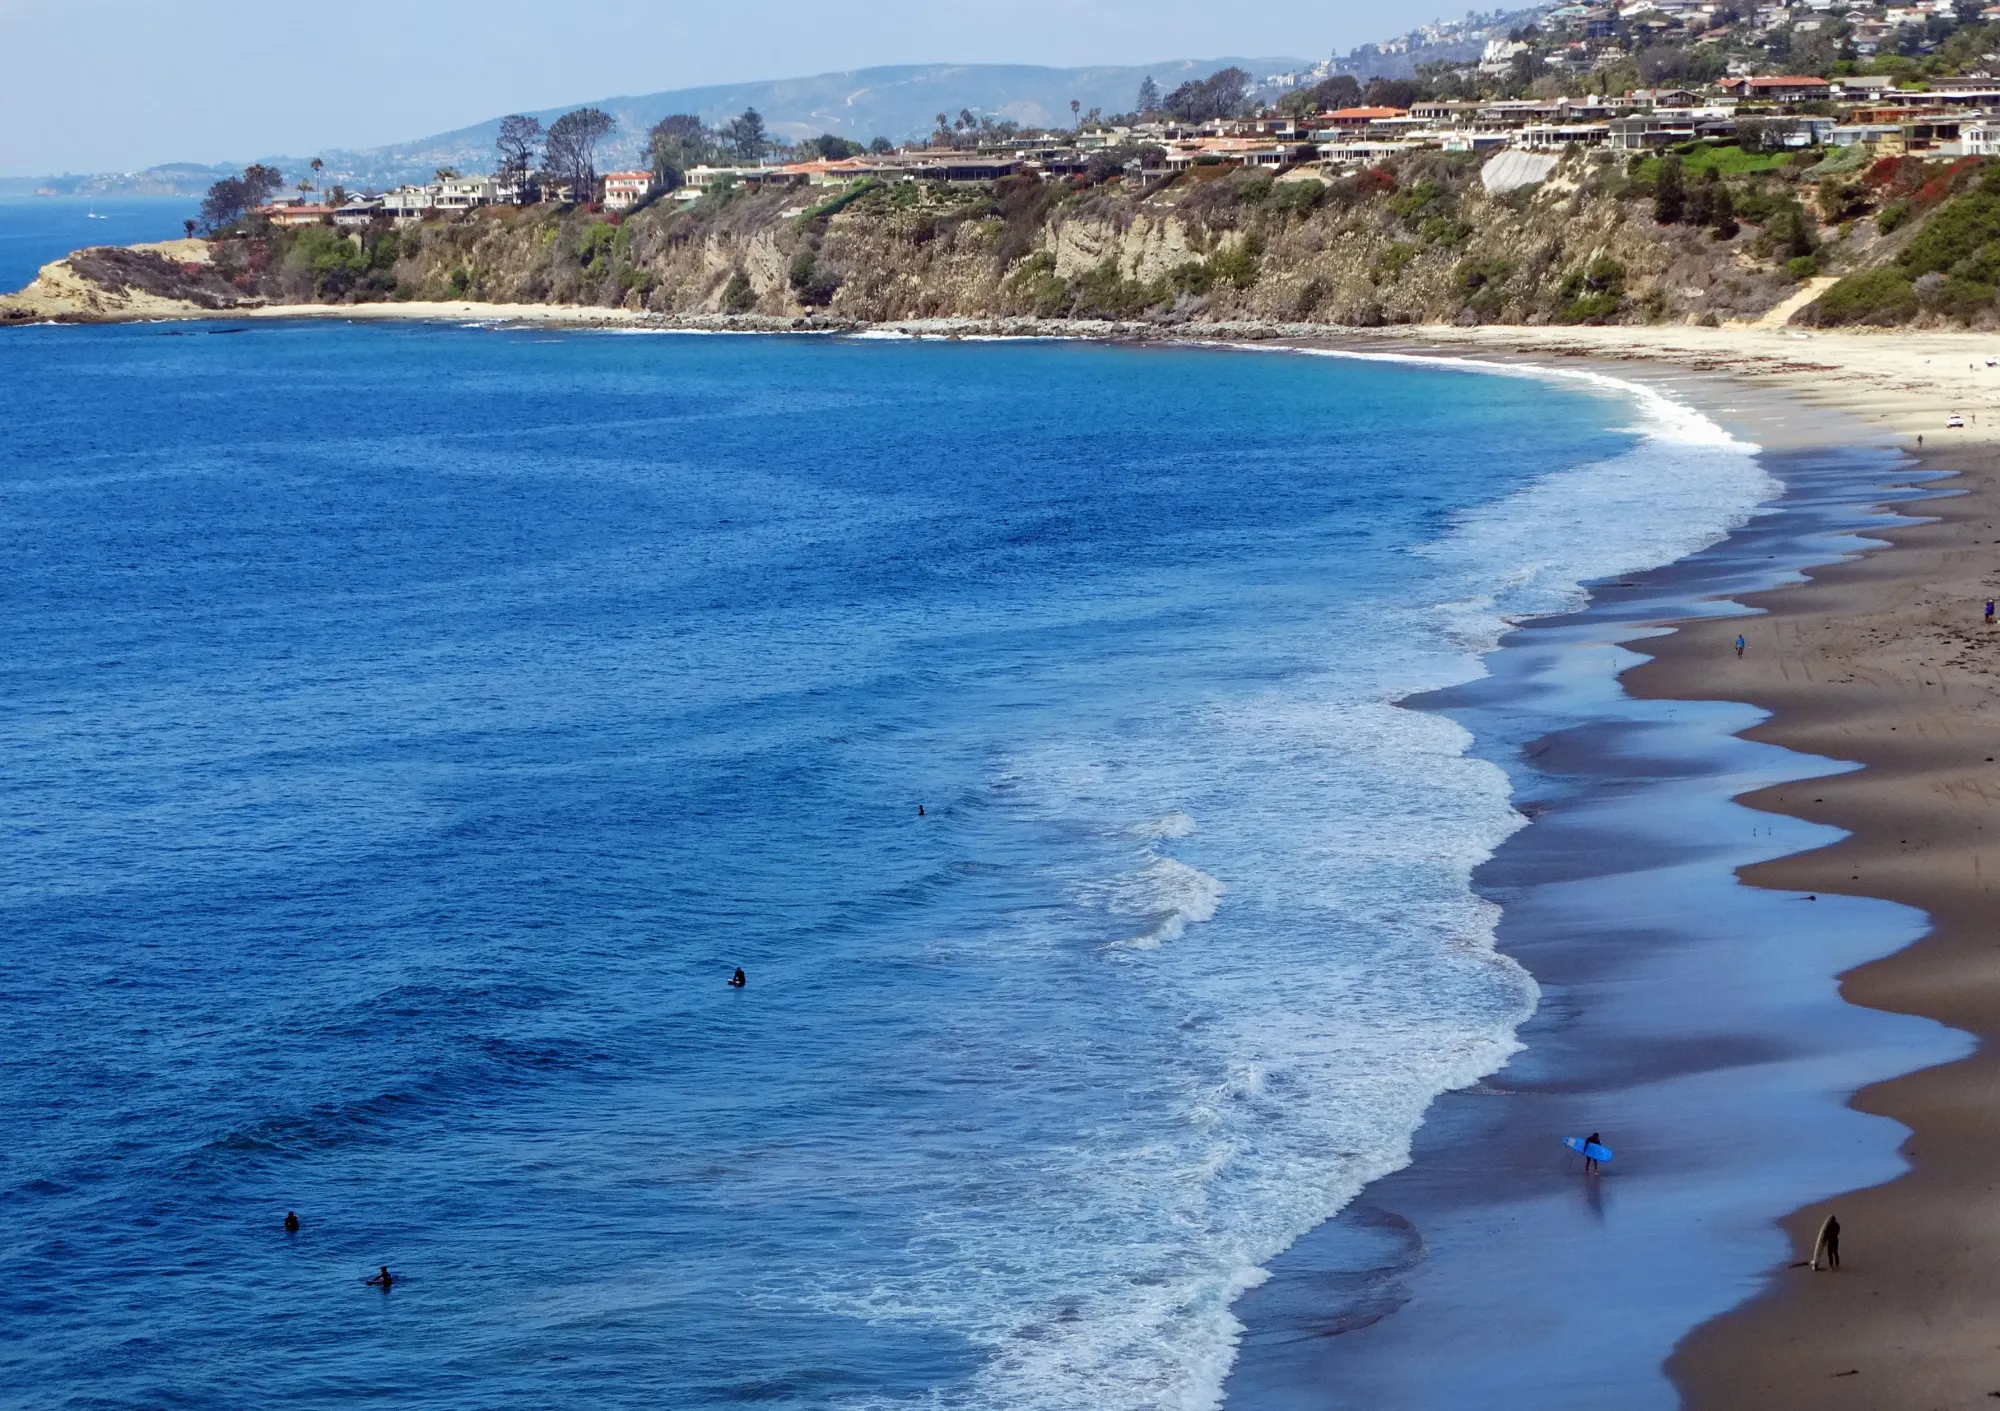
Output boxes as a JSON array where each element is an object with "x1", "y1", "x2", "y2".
[{"x1": 0, "y1": 319, "x2": 1775, "y2": 1408}]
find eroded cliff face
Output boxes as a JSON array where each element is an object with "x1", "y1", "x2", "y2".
[{"x1": 0, "y1": 150, "x2": 1824, "y2": 328}]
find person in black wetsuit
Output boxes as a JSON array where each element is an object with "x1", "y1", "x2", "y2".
[
  {"x1": 366, "y1": 1265, "x2": 394, "y2": 1290},
  {"x1": 1824, "y1": 1215, "x2": 1841, "y2": 1270},
  {"x1": 729, "y1": 967, "x2": 746, "y2": 988},
  {"x1": 284, "y1": 1211, "x2": 300, "y2": 1233},
  {"x1": 1584, "y1": 1132, "x2": 1603, "y2": 1176}
]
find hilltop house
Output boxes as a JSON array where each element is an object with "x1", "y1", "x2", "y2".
[{"x1": 602, "y1": 171, "x2": 656, "y2": 210}]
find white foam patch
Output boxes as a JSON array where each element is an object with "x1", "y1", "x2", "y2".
[{"x1": 1080, "y1": 856, "x2": 1227, "y2": 949}]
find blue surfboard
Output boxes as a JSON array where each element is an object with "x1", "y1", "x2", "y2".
[{"x1": 1564, "y1": 1136, "x2": 1613, "y2": 1162}]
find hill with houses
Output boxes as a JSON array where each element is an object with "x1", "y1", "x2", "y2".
[{"x1": 18, "y1": 0, "x2": 2000, "y2": 330}]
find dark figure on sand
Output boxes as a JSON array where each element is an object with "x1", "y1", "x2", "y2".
[
  {"x1": 366, "y1": 1265, "x2": 394, "y2": 1290},
  {"x1": 1986, "y1": 599, "x2": 1994, "y2": 625},
  {"x1": 284, "y1": 1211, "x2": 300, "y2": 1233},
  {"x1": 1584, "y1": 1132, "x2": 1603, "y2": 1176},
  {"x1": 1824, "y1": 1216, "x2": 1841, "y2": 1270},
  {"x1": 729, "y1": 967, "x2": 746, "y2": 988},
  {"x1": 1735, "y1": 634, "x2": 1746, "y2": 658}
]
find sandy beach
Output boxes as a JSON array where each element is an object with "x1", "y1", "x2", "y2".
[
  {"x1": 1299, "y1": 326, "x2": 2000, "y2": 1408},
  {"x1": 1386, "y1": 325, "x2": 2000, "y2": 1408}
]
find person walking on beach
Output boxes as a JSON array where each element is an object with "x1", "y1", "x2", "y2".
[
  {"x1": 1584, "y1": 1131, "x2": 1604, "y2": 1176},
  {"x1": 1824, "y1": 1215, "x2": 1840, "y2": 1269},
  {"x1": 1986, "y1": 599, "x2": 1994, "y2": 625},
  {"x1": 1735, "y1": 633, "x2": 1746, "y2": 658}
]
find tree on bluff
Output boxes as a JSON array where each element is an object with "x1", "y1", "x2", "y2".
[
  {"x1": 495, "y1": 115, "x2": 544, "y2": 182},
  {"x1": 198, "y1": 164, "x2": 284, "y2": 232},
  {"x1": 1162, "y1": 68, "x2": 1251, "y2": 123},
  {"x1": 721, "y1": 108, "x2": 769, "y2": 162},
  {"x1": 648, "y1": 114, "x2": 717, "y2": 184},
  {"x1": 545, "y1": 107, "x2": 616, "y2": 199}
]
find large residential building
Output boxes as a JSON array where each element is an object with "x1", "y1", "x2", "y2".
[{"x1": 602, "y1": 171, "x2": 657, "y2": 210}]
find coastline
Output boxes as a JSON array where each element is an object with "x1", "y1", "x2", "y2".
[
  {"x1": 1218, "y1": 383, "x2": 1967, "y2": 1406},
  {"x1": 22, "y1": 297, "x2": 1997, "y2": 1400},
  {"x1": 1210, "y1": 340, "x2": 2000, "y2": 1407}
]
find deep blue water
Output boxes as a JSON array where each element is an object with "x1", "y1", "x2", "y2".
[
  {"x1": 0, "y1": 196, "x2": 202, "y2": 295},
  {"x1": 0, "y1": 322, "x2": 1769, "y2": 1410}
]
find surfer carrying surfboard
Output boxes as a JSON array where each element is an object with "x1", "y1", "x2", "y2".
[
  {"x1": 1583, "y1": 1132, "x2": 1603, "y2": 1176},
  {"x1": 1814, "y1": 1215, "x2": 1841, "y2": 1271}
]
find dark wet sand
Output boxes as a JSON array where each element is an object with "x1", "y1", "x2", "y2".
[{"x1": 1222, "y1": 427, "x2": 1971, "y2": 1408}]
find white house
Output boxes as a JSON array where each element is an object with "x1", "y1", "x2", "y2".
[
  {"x1": 602, "y1": 171, "x2": 657, "y2": 210},
  {"x1": 380, "y1": 185, "x2": 434, "y2": 219}
]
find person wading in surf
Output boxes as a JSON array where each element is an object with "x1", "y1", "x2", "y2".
[
  {"x1": 1584, "y1": 1132, "x2": 1604, "y2": 1176},
  {"x1": 366, "y1": 1265, "x2": 394, "y2": 1290}
]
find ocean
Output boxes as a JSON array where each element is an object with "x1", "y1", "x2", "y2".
[
  {"x1": 0, "y1": 196, "x2": 203, "y2": 295},
  {"x1": 0, "y1": 321, "x2": 1772, "y2": 1409}
]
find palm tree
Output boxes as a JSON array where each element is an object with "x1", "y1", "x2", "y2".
[
  {"x1": 1070, "y1": 98, "x2": 1081, "y2": 128},
  {"x1": 310, "y1": 156, "x2": 324, "y2": 200}
]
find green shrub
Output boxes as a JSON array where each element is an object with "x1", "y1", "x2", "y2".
[
  {"x1": 1419, "y1": 215, "x2": 1473, "y2": 248},
  {"x1": 1387, "y1": 181, "x2": 1445, "y2": 221},
  {"x1": 1457, "y1": 254, "x2": 1515, "y2": 293},
  {"x1": 1918, "y1": 273, "x2": 1997, "y2": 320},
  {"x1": 1877, "y1": 197, "x2": 1914, "y2": 233},
  {"x1": 1786, "y1": 254, "x2": 1823, "y2": 280},
  {"x1": 788, "y1": 247, "x2": 841, "y2": 306},
  {"x1": 1268, "y1": 180, "x2": 1326, "y2": 216},
  {"x1": 1805, "y1": 267, "x2": 1919, "y2": 324},
  {"x1": 1372, "y1": 241, "x2": 1418, "y2": 283},
  {"x1": 721, "y1": 271, "x2": 756, "y2": 313},
  {"x1": 1899, "y1": 191, "x2": 2000, "y2": 276}
]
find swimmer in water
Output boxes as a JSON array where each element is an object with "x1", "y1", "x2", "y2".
[
  {"x1": 366, "y1": 1265, "x2": 393, "y2": 1290},
  {"x1": 729, "y1": 967, "x2": 746, "y2": 988},
  {"x1": 918, "y1": 804, "x2": 925, "y2": 816},
  {"x1": 284, "y1": 1211, "x2": 300, "y2": 1233}
]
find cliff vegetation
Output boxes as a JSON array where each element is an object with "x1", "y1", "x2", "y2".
[{"x1": 18, "y1": 144, "x2": 2000, "y2": 330}]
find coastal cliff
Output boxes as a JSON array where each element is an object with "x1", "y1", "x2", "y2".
[{"x1": 5, "y1": 145, "x2": 1992, "y2": 329}]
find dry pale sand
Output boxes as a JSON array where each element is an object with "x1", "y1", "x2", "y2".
[{"x1": 1384, "y1": 323, "x2": 2000, "y2": 1408}]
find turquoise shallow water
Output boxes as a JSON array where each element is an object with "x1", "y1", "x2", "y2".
[{"x1": 0, "y1": 321, "x2": 1768, "y2": 1409}]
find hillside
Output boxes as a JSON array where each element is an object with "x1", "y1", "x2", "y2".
[
  {"x1": 1, "y1": 58, "x2": 1306, "y2": 196},
  {"x1": 6, "y1": 144, "x2": 1916, "y2": 331}
]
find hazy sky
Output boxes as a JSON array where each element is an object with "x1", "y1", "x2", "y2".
[{"x1": 1, "y1": 0, "x2": 1452, "y2": 174}]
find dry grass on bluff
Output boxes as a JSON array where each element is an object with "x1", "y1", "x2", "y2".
[{"x1": 23, "y1": 144, "x2": 2000, "y2": 329}]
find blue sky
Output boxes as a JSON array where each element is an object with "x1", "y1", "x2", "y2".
[{"x1": 1, "y1": 0, "x2": 1447, "y2": 174}]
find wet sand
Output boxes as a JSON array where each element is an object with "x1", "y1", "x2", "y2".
[{"x1": 1645, "y1": 435, "x2": 2000, "y2": 1407}]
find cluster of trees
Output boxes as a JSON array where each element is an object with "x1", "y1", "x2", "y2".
[
  {"x1": 490, "y1": 108, "x2": 616, "y2": 195},
  {"x1": 1154, "y1": 67, "x2": 1253, "y2": 123},
  {"x1": 199, "y1": 164, "x2": 284, "y2": 232},
  {"x1": 1653, "y1": 155, "x2": 1741, "y2": 239}
]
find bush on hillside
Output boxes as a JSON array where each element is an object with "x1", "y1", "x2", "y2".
[{"x1": 1800, "y1": 267, "x2": 1919, "y2": 324}]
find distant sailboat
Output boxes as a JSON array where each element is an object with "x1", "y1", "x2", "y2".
[{"x1": 85, "y1": 208, "x2": 107, "y2": 219}]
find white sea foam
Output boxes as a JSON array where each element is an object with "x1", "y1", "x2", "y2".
[
  {"x1": 810, "y1": 352, "x2": 1772, "y2": 1411},
  {"x1": 1079, "y1": 854, "x2": 1227, "y2": 949}
]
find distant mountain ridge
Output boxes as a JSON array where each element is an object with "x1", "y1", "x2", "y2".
[{"x1": 2, "y1": 58, "x2": 1307, "y2": 195}]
